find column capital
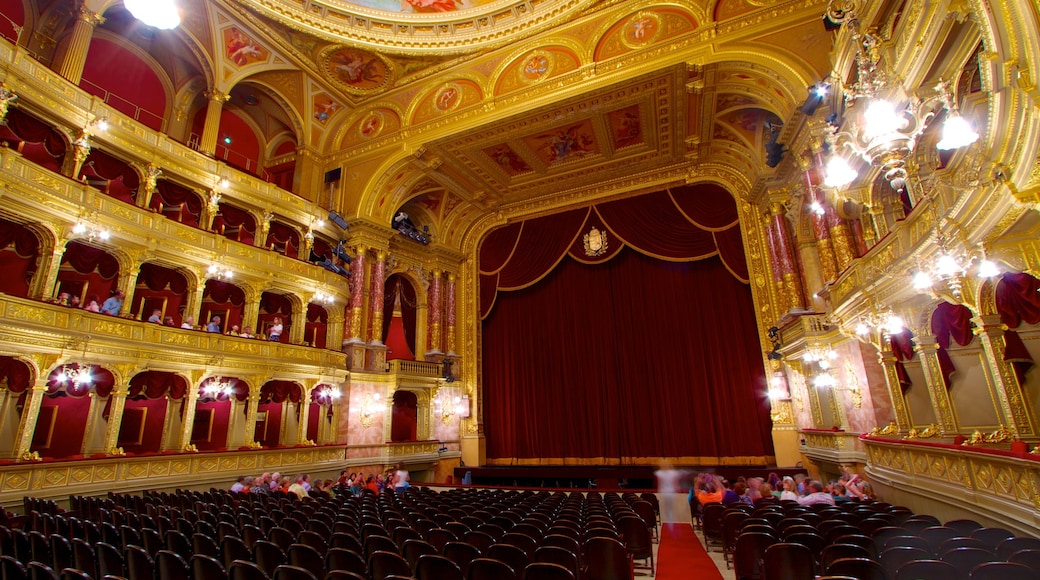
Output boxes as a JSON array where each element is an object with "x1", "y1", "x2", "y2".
[
  {"x1": 205, "y1": 90, "x2": 231, "y2": 103},
  {"x1": 75, "y1": 4, "x2": 105, "y2": 26}
]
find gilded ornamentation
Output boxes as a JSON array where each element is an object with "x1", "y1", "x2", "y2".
[
  {"x1": 108, "y1": 447, "x2": 126, "y2": 456},
  {"x1": 869, "y1": 422, "x2": 899, "y2": 436},
  {"x1": 21, "y1": 451, "x2": 42, "y2": 462},
  {"x1": 583, "y1": 226, "x2": 608, "y2": 257},
  {"x1": 903, "y1": 424, "x2": 940, "y2": 440}
]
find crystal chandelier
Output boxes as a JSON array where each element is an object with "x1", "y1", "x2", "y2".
[
  {"x1": 911, "y1": 239, "x2": 1000, "y2": 299},
  {"x1": 206, "y1": 263, "x2": 234, "y2": 281},
  {"x1": 124, "y1": 0, "x2": 181, "y2": 30},
  {"x1": 820, "y1": 2, "x2": 979, "y2": 192},
  {"x1": 853, "y1": 309, "x2": 905, "y2": 339}
]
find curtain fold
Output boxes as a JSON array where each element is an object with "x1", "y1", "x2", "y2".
[
  {"x1": 996, "y1": 272, "x2": 1040, "y2": 328},
  {"x1": 62, "y1": 241, "x2": 119, "y2": 278},
  {"x1": 129, "y1": 371, "x2": 187, "y2": 400},
  {"x1": 382, "y1": 275, "x2": 417, "y2": 356},
  {"x1": 152, "y1": 181, "x2": 203, "y2": 226},
  {"x1": 931, "y1": 302, "x2": 974, "y2": 390}
]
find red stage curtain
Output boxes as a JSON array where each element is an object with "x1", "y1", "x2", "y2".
[
  {"x1": 931, "y1": 302, "x2": 974, "y2": 389},
  {"x1": 0, "y1": 217, "x2": 39, "y2": 297},
  {"x1": 482, "y1": 247, "x2": 772, "y2": 464},
  {"x1": 152, "y1": 181, "x2": 203, "y2": 227}
]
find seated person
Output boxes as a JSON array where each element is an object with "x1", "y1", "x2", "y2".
[
  {"x1": 267, "y1": 317, "x2": 283, "y2": 342},
  {"x1": 180, "y1": 316, "x2": 196, "y2": 330},
  {"x1": 227, "y1": 324, "x2": 240, "y2": 336},
  {"x1": 55, "y1": 292, "x2": 70, "y2": 306},
  {"x1": 163, "y1": 316, "x2": 176, "y2": 326},
  {"x1": 69, "y1": 295, "x2": 81, "y2": 308},
  {"x1": 206, "y1": 315, "x2": 222, "y2": 333},
  {"x1": 100, "y1": 290, "x2": 124, "y2": 315},
  {"x1": 240, "y1": 326, "x2": 255, "y2": 338},
  {"x1": 83, "y1": 294, "x2": 101, "y2": 313},
  {"x1": 147, "y1": 309, "x2": 162, "y2": 323}
]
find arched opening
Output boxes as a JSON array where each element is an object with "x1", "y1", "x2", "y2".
[
  {"x1": 258, "y1": 291, "x2": 293, "y2": 343},
  {"x1": 131, "y1": 262, "x2": 189, "y2": 325},
  {"x1": 257, "y1": 380, "x2": 301, "y2": 448},
  {"x1": 0, "y1": 217, "x2": 40, "y2": 298},
  {"x1": 308, "y1": 384, "x2": 339, "y2": 443},
  {"x1": 391, "y1": 390, "x2": 418, "y2": 442},
  {"x1": 0, "y1": 107, "x2": 67, "y2": 172},
  {"x1": 38, "y1": 363, "x2": 115, "y2": 459},
  {"x1": 212, "y1": 202, "x2": 257, "y2": 245},
  {"x1": 193, "y1": 377, "x2": 247, "y2": 451},
  {"x1": 200, "y1": 279, "x2": 245, "y2": 333},
  {"x1": 78, "y1": 147, "x2": 140, "y2": 205},
  {"x1": 81, "y1": 32, "x2": 168, "y2": 131},
  {"x1": 305, "y1": 303, "x2": 327, "y2": 349},
  {"x1": 151, "y1": 180, "x2": 203, "y2": 228},
  {"x1": 56, "y1": 241, "x2": 120, "y2": 310},
  {"x1": 125, "y1": 371, "x2": 188, "y2": 455},
  {"x1": 265, "y1": 220, "x2": 301, "y2": 258},
  {"x1": 0, "y1": 356, "x2": 33, "y2": 459}
]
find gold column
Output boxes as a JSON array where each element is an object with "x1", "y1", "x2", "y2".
[
  {"x1": 184, "y1": 280, "x2": 206, "y2": 327},
  {"x1": 243, "y1": 391, "x2": 261, "y2": 447},
  {"x1": 32, "y1": 237, "x2": 69, "y2": 300},
  {"x1": 136, "y1": 164, "x2": 162, "y2": 209},
  {"x1": 974, "y1": 315, "x2": 1037, "y2": 438},
  {"x1": 117, "y1": 264, "x2": 141, "y2": 317},
  {"x1": 427, "y1": 269, "x2": 443, "y2": 354},
  {"x1": 445, "y1": 272, "x2": 457, "y2": 355},
  {"x1": 101, "y1": 386, "x2": 129, "y2": 454},
  {"x1": 241, "y1": 286, "x2": 261, "y2": 336},
  {"x1": 201, "y1": 191, "x2": 219, "y2": 231},
  {"x1": 176, "y1": 390, "x2": 199, "y2": 450},
  {"x1": 289, "y1": 300, "x2": 306, "y2": 345},
  {"x1": 915, "y1": 336, "x2": 958, "y2": 434},
  {"x1": 297, "y1": 388, "x2": 312, "y2": 444},
  {"x1": 828, "y1": 218, "x2": 856, "y2": 272},
  {"x1": 199, "y1": 90, "x2": 230, "y2": 156},
  {"x1": 327, "y1": 308, "x2": 345, "y2": 352},
  {"x1": 879, "y1": 353, "x2": 912, "y2": 432},
  {"x1": 53, "y1": 5, "x2": 104, "y2": 84},
  {"x1": 256, "y1": 212, "x2": 272, "y2": 249},
  {"x1": 816, "y1": 233, "x2": 838, "y2": 283},
  {"x1": 11, "y1": 381, "x2": 47, "y2": 459}
]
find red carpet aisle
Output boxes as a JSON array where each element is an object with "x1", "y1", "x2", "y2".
[{"x1": 655, "y1": 523, "x2": 725, "y2": 579}]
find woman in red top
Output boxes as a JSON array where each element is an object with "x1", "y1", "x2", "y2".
[{"x1": 364, "y1": 474, "x2": 380, "y2": 495}]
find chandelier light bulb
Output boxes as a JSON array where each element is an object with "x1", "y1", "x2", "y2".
[
  {"x1": 824, "y1": 155, "x2": 858, "y2": 188},
  {"x1": 936, "y1": 114, "x2": 979, "y2": 151},
  {"x1": 813, "y1": 83, "x2": 829, "y2": 98},
  {"x1": 98, "y1": 230, "x2": 110, "y2": 241},
  {"x1": 936, "y1": 253, "x2": 962, "y2": 278},
  {"x1": 912, "y1": 271, "x2": 933, "y2": 290},
  {"x1": 855, "y1": 323, "x2": 870, "y2": 336},
  {"x1": 124, "y1": 0, "x2": 181, "y2": 30},
  {"x1": 813, "y1": 373, "x2": 837, "y2": 388},
  {"x1": 863, "y1": 99, "x2": 906, "y2": 139},
  {"x1": 72, "y1": 223, "x2": 87, "y2": 234},
  {"x1": 977, "y1": 258, "x2": 1000, "y2": 278},
  {"x1": 886, "y1": 314, "x2": 905, "y2": 334},
  {"x1": 810, "y1": 200, "x2": 825, "y2": 216}
]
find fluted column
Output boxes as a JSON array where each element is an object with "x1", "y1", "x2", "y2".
[
  {"x1": 117, "y1": 264, "x2": 141, "y2": 317},
  {"x1": 445, "y1": 272, "x2": 457, "y2": 356},
  {"x1": 176, "y1": 390, "x2": 199, "y2": 450},
  {"x1": 256, "y1": 212, "x2": 272, "y2": 249},
  {"x1": 53, "y1": 4, "x2": 104, "y2": 84},
  {"x1": 289, "y1": 300, "x2": 306, "y2": 345},
  {"x1": 184, "y1": 280, "x2": 206, "y2": 328},
  {"x1": 297, "y1": 389, "x2": 312, "y2": 444},
  {"x1": 199, "y1": 90, "x2": 230, "y2": 156},
  {"x1": 11, "y1": 381, "x2": 47, "y2": 459},
  {"x1": 243, "y1": 391, "x2": 261, "y2": 447},
  {"x1": 327, "y1": 309, "x2": 345, "y2": 352},
  {"x1": 367, "y1": 250, "x2": 387, "y2": 345},
  {"x1": 974, "y1": 315, "x2": 1037, "y2": 438},
  {"x1": 878, "y1": 353, "x2": 912, "y2": 432},
  {"x1": 804, "y1": 165, "x2": 839, "y2": 283},
  {"x1": 32, "y1": 238, "x2": 68, "y2": 300},
  {"x1": 426, "y1": 269, "x2": 443, "y2": 355},
  {"x1": 101, "y1": 386, "x2": 129, "y2": 454},
  {"x1": 914, "y1": 336, "x2": 958, "y2": 434},
  {"x1": 241, "y1": 287, "x2": 262, "y2": 336},
  {"x1": 346, "y1": 246, "x2": 367, "y2": 343}
]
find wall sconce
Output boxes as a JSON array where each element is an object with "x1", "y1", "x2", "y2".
[
  {"x1": 71, "y1": 220, "x2": 110, "y2": 242},
  {"x1": 55, "y1": 364, "x2": 95, "y2": 391},
  {"x1": 206, "y1": 262, "x2": 234, "y2": 281},
  {"x1": 201, "y1": 377, "x2": 235, "y2": 400},
  {"x1": 434, "y1": 390, "x2": 470, "y2": 425},
  {"x1": 313, "y1": 291, "x2": 335, "y2": 306},
  {"x1": 358, "y1": 392, "x2": 385, "y2": 428},
  {"x1": 314, "y1": 385, "x2": 341, "y2": 405},
  {"x1": 767, "y1": 372, "x2": 790, "y2": 402}
]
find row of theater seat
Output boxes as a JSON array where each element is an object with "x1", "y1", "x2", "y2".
[
  {"x1": 0, "y1": 486, "x2": 662, "y2": 580},
  {"x1": 715, "y1": 498, "x2": 1040, "y2": 580}
]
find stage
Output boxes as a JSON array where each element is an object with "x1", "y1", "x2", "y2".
[{"x1": 453, "y1": 465, "x2": 805, "y2": 490}]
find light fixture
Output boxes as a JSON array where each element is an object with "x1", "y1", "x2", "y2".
[
  {"x1": 71, "y1": 220, "x2": 110, "y2": 242},
  {"x1": 357, "y1": 392, "x2": 385, "y2": 428},
  {"x1": 55, "y1": 364, "x2": 94, "y2": 390},
  {"x1": 124, "y1": 0, "x2": 181, "y2": 30},
  {"x1": 206, "y1": 262, "x2": 234, "y2": 280},
  {"x1": 802, "y1": 343, "x2": 838, "y2": 370},
  {"x1": 313, "y1": 291, "x2": 335, "y2": 306},
  {"x1": 433, "y1": 389, "x2": 470, "y2": 424},
  {"x1": 820, "y1": 1, "x2": 978, "y2": 193},
  {"x1": 314, "y1": 385, "x2": 341, "y2": 405},
  {"x1": 767, "y1": 372, "x2": 791, "y2": 402},
  {"x1": 201, "y1": 377, "x2": 235, "y2": 399},
  {"x1": 909, "y1": 218, "x2": 999, "y2": 300},
  {"x1": 853, "y1": 308, "x2": 905, "y2": 340}
]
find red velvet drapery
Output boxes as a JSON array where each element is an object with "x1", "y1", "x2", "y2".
[
  {"x1": 889, "y1": 329, "x2": 915, "y2": 392},
  {"x1": 305, "y1": 304, "x2": 327, "y2": 349},
  {"x1": 258, "y1": 292, "x2": 292, "y2": 343},
  {"x1": 391, "y1": 390, "x2": 418, "y2": 442},
  {"x1": 79, "y1": 148, "x2": 140, "y2": 205},
  {"x1": 131, "y1": 263, "x2": 188, "y2": 324},
  {"x1": 260, "y1": 381, "x2": 302, "y2": 404},
  {"x1": 213, "y1": 203, "x2": 256, "y2": 245},
  {"x1": 58, "y1": 241, "x2": 120, "y2": 304},
  {"x1": 383, "y1": 275, "x2": 417, "y2": 359},
  {"x1": 480, "y1": 185, "x2": 772, "y2": 465},
  {"x1": 0, "y1": 356, "x2": 33, "y2": 392},
  {"x1": 266, "y1": 221, "x2": 300, "y2": 258},
  {"x1": 152, "y1": 181, "x2": 203, "y2": 227},
  {"x1": 129, "y1": 371, "x2": 187, "y2": 399},
  {"x1": 931, "y1": 302, "x2": 975, "y2": 389},
  {"x1": 201, "y1": 280, "x2": 245, "y2": 331},
  {"x1": 0, "y1": 108, "x2": 66, "y2": 172},
  {"x1": 0, "y1": 217, "x2": 39, "y2": 297},
  {"x1": 996, "y1": 272, "x2": 1040, "y2": 384}
]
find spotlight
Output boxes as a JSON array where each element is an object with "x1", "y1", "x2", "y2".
[{"x1": 327, "y1": 211, "x2": 349, "y2": 230}]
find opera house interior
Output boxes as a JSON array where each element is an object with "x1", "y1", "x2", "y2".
[{"x1": 0, "y1": 0, "x2": 1039, "y2": 542}]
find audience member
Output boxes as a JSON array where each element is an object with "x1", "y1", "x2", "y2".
[
  {"x1": 269, "y1": 472, "x2": 281, "y2": 491},
  {"x1": 797, "y1": 480, "x2": 836, "y2": 506},
  {"x1": 695, "y1": 473, "x2": 724, "y2": 504},
  {"x1": 100, "y1": 290, "x2": 124, "y2": 315},
  {"x1": 69, "y1": 295, "x2": 81, "y2": 308},
  {"x1": 779, "y1": 476, "x2": 798, "y2": 501},
  {"x1": 227, "y1": 324, "x2": 240, "y2": 336},
  {"x1": 83, "y1": 293, "x2": 101, "y2": 313},
  {"x1": 147, "y1": 309, "x2": 162, "y2": 323},
  {"x1": 268, "y1": 317, "x2": 283, "y2": 341},
  {"x1": 206, "y1": 315, "x2": 222, "y2": 333},
  {"x1": 393, "y1": 463, "x2": 410, "y2": 493},
  {"x1": 240, "y1": 326, "x2": 255, "y2": 338},
  {"x1": 364, "y1": 475, "x2": 380, "y2": 495},
  {"x1": 181, "y1": 316, "x2": 196, "y2": 329},
  {"x1": 230, "y1": 475, "x2": 247, "y2": 493},
  {"x1": 288, "y1": 476, "x2": 308, "y2": 500},
  {"x1": 164, "y1": 316, "x2": 176, "y2": 326},
  {"x1": 55, "y1": 292, "x2": 70, "y2": 306}
]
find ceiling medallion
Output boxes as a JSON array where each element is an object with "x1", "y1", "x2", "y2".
[
  {"x1": 520, "y1": 50, "x2": 554, "y2": 83},
  {"x1": 435, "y1": 83, "x2": 464, "y2": 113},
  {"x1": 621, "y1": 12, "x2": 662, "y2": 48},
  {"x1": 359, "y1": 111, "x2": 386, "y2": 138},
  {"x1": 583, "y1": 226, "x2": 608, "y2": 257},
  {"x1": 320, "y1": 46, "x2": 393, "y2": 94}
]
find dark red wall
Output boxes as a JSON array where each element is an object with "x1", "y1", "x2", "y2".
[
  {"x1": 33, "y1": 394, "x2": 90, "y2": 459},
  {"x1": 193, "y1": 400, "x2": 231, "y2": 451},
  {"x1": 81, "y1": 37, "x2": 166, "y2": 131},
  {"x1": 120, "y1": 397, "x2": 168, "y2": 454}
]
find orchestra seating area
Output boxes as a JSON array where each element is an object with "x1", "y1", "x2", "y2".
[
  {"x1": 718, "y1": 498, "x2": 1040, "y2": 580},
  {"x1": 0, "y1": 487, "x2": 659, "y2": 580}
]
